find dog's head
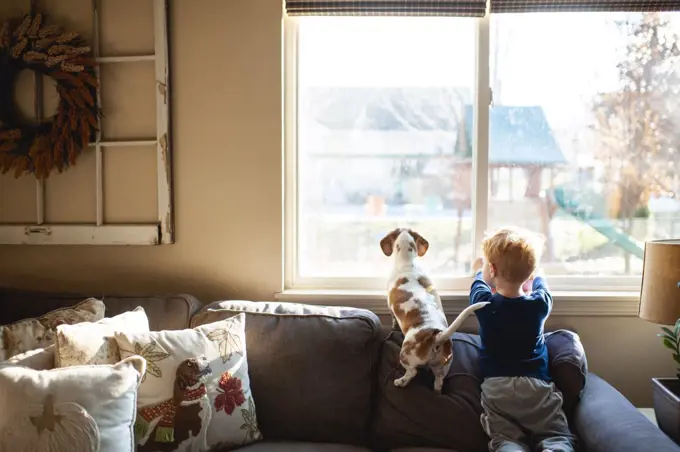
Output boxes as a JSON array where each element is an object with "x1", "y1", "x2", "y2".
[
  {"x1": 380, "y1": 228, "x2": 429, "y2": 259},
  {"x1": 175, "y1": 355, "x2": 212, "y2": 391}
]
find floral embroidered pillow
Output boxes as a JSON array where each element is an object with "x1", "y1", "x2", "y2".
[
  {"x1": 55, "y1": 306, "x2": 150, "y2": 367},
  {"x1": 114, "y1": 312, "x2": 262, "y2": 451},
  {"x1": 0, "y1": 298, "x2": 105, "y2": 361},
  {"x1": 0, "y1": 355, "x2": 146, "y2": 452}
]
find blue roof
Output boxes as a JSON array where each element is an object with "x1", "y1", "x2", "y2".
[{"x1": 462, "y1": 105, "x2": 566, "y2": 166}]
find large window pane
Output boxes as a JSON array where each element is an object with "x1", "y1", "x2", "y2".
[
  {"x1": 297, "y1": 17, "x2": 476, "y2": 279},
  {"x1": 488, "y1": 12, "x2": 680, "y2": 276}
]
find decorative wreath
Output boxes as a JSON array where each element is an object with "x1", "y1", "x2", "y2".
[{"x1": 0, "y1": 13, "x2": 99, "y2": 179}]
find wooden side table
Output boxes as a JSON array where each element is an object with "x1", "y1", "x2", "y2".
[{"x1": 639, "y1": 408, "x2": 658, "y2": 426}]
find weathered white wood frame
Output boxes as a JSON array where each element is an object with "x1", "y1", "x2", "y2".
[{"x1": 0, "y1": 0, "x2": 173, "y2": 245}]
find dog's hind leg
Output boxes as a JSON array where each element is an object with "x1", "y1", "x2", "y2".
[
  {"x1": 432, "y1": 362, "x2": 451, "y2": 394},
  {"x1": 395, "y1": 349, "x2": 418, "y2": 388}
]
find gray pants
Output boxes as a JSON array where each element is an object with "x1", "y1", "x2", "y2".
[{"x1": 480, "y1": 377, "x2": 576, "y2": 452}]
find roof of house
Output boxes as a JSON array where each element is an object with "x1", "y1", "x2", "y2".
[
  {"x1": 305, "y1": 87, "x2": 566, "y2": 166},
  {"x1": 306, "y1": 86, "x2": 470, "y2": 132},
  {"x1": 459, "y1": 105, "x2": 567, "y2": 166}
]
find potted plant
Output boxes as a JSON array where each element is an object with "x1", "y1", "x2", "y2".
[{"x1": 655, "y1": 319, "x2": 680, "y2": 443}]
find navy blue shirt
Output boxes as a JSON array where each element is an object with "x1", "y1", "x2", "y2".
[{"x1": 470, "y1": 272, "x2": 553, "y2": 382}]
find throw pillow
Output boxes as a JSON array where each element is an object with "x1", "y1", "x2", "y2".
[
  {"x1": 55, "y1": 306, "x2": 150, "y2": 367},
  {"x1": 0, "y1": 355, "x2": 146, "y2": 452},
  {"x1": 114, "y1": 312, "x2": 262, "y2": 451},
  {"x1": 0, "y1": 297, "x2": 105, "y2": 361},
  {"x1": 7, "y1": 345, "x2": 56, "y2": 370}
]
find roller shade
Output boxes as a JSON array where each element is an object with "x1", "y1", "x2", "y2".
[
  {"x1": 285, "y1": 1, "x2": 487, "y2": 17},
  {"x1": 490, "y1": 0, "x2": 680, "y2": 13}
]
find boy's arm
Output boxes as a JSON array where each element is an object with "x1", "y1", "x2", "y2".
[
  {"x1": 470, "y1": 271, "x2": 493, "y2": 306},
  {"x1": 531, "y1": 268, "x2": 553, "y2": 314}
]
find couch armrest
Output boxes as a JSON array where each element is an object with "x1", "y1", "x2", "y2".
[{"x1": 574, "y1": 373, "x2": 680, "y2": 452}]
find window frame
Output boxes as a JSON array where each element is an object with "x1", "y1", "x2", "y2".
[
  {"x1": 0, "y1": 0, "x2": 173, "y2": 246},
  {"x1": 283, "y1": 14, "x2": 646, "y2": 294}
]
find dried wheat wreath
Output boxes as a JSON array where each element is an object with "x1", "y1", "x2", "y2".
[{"x1": 0, "y1": 13, "x2": 99, "y2": 179}]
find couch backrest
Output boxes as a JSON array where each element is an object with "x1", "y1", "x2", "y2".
[
  {"x1": 0, "y1": 287, "x2": 201, "y2": 331},
  {"x1": 191, "y1": 300, "x2": 383, "y2": 446},
  {"x1": 372, "y1": 329, "x2": 588, "y2": 450}
]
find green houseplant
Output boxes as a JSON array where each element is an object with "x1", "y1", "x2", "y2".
[{"x1": 659, "y1": 319, "x2": 680, "y2": 381}]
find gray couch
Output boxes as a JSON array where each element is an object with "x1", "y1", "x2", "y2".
[{"x1": 1, "y1": 286, "x2": 677, "y2": 452}]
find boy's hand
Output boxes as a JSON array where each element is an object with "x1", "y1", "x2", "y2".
[
  {"x1": 532, "y1": 267, "x2": 546, "y2": 279},
  {"x1": 472, "y1": 257, "x2": 484, "y2": 274}
]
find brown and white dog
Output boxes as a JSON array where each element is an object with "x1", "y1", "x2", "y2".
[{"x1": 380, "y1": 228, "x2": 489, "y2": 393}]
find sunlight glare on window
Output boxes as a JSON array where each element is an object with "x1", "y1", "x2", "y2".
[{"x1": 296, "y1": 16, "x2": 477, "y2": 279}]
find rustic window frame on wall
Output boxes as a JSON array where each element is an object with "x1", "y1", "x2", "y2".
[{"x1": 0, "y1": 0, "x2": 173, "y2": 246}]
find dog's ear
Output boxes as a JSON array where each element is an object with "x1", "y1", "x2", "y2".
[
  {"x1": 176, "y1": 362, "x2": 190, "y2": 390},
  {"x1": 380, "y1": 228, "x2": 401, "y2": 256},
  {"x1": 409, "y1": 230, "x2": 429, "y2": 257}
]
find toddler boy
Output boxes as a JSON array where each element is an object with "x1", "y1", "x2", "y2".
[{"x1": 470, "y1": 227, "x2": 575, "y2": 452}]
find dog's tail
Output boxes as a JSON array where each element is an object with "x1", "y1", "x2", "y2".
[{"x1": 435, "y1": 302, "x2": 490, "y2": 344}]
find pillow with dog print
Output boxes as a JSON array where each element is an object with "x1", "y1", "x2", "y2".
[
  {"x1": 55, "y1": 307, "x2": 150, "y2": 367},
  {"x1": 0, "y1": 355, "x2": 146, "y2": 452},
  {"x1": 114, "y1": 312, "x2": 262, "y2": 451}
]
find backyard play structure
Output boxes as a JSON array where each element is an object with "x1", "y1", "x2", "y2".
[
  {"x1": 452, "y1": 105, "x2": 644, "y2": 265},
  {"x1": 551, "y1": 186, "x2": 644, "y2": 259}
]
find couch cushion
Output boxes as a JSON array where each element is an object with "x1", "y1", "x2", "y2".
[
  {"x1": 192, "y1": 301, "x2": 382, "y2": 446},
  {"x1": 545, "y1": 329, "x2": 588, "y2": 418},
  {"x1": 372, "y1": 332, "x2": 488, "y2": 451},
  {"x1": 372, "y1": 329, "x2": 588, "y2": 450},
  {"x1": 233, "y1": 442, "x2": 373, "y2": 452},
  {"x1": 0, "y1": 287, "x2": 201, "y2": 331}
]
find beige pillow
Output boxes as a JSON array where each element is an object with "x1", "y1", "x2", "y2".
[
  {"x1": 0, "y1": 355, "x2": 146, "y2": 452},
  {"x1": 55, "y1": 306, "x2": 150, "y2": 367},
  {"x1": 0, "y1": 298, "x2": 105, "y2": 361},
  {"x1": 114, "y1": 312, "x2": 262, "y2": 451}
]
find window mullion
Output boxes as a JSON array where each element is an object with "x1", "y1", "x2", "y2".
[
  {"x1": 284, "y1": 17, "x2": 300, "y2": 290},
  {"x1": 471, "y1": 15, "x2": 491, "y2": 260}
]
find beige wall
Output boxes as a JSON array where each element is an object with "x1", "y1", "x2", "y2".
[{"x1": 0, "y1": 0, "x2": 673, "y2": 406}]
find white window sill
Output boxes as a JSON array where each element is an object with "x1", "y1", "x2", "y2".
[{"x1": 275, "y1": 289, "x2": 641, "y2": 316}]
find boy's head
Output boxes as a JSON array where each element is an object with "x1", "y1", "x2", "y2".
[{"x1": 481, "y1": 227, "x2": 544, "y2": 287}]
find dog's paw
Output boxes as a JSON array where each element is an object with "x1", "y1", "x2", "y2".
[
  {"x1": 433, "y1": 380, "x2": 444, "y2": 394},
  {"x1": 394, "y1": 377, "x2": 408, "y2": 388}
]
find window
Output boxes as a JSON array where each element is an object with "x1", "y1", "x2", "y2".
[
  {"x1": 0, "y1": 0, "x2": 173, "y2": 245},
  {"x1": 291, "y1": 16, "x2": 477, "y2": 289},
  {"x1": 285, "y1": 7, "x2": 680, "y2": 292},
  {"x1": 487, "y1": 12, "x2": 680, "y2": 284}
]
